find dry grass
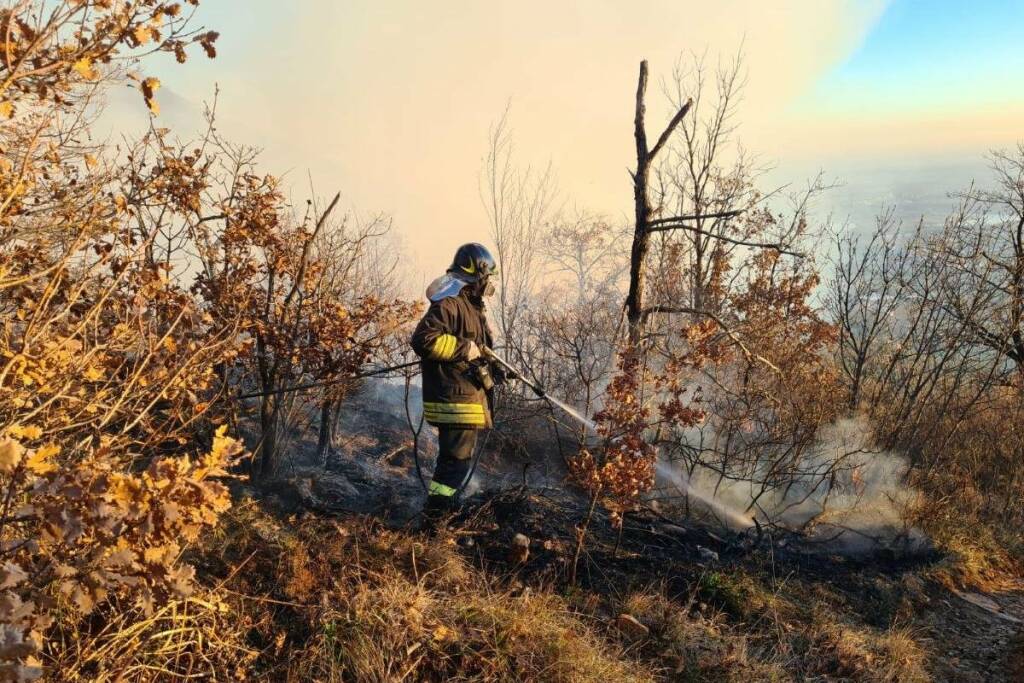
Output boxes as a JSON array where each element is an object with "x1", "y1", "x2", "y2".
[
  {"x1": 614, "y1": 590, "x2": 788, "y2": 682},
  {"x1": 910, "y1": 497, "x2": 1022, "y2": 593},
  {"x1": 801, "y1": 620, "x2": 928, "y2": 683},
  {"x1": 40, "y1": 502, "x2": 951, "y2": 682},
  {"x1": 46, "y1": 594, "x2": 257, "y2": 681},
  {"x1": 299, "y1": 576, "x2": 650, "y2": 682},
  {"x1": 573, "y1": 568, "x2": 929, "y2": 683},
  {"x1": 926, "y1": 533, "x2": 1017, "y2": 594},
  {"x1": 191, "y1": 504, "x2": 653, "y2": 682}
]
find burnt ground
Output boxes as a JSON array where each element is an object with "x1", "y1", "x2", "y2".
[
  {"x1": 447, "y1": 486, "x2": 1024, "y2": 682},
  {"x1": 259, "y1": 455, "x2": 1024, "y2": 682},
  {"x1": 247, "y1": 393, "x2": 1024, "y2": 682},
  {"x1": 924, "y1": 587, "x2": 1024, "y2": 682}
]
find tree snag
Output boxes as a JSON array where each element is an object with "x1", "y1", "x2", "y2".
[{"x1": 625, "y1": 60, "x2": 693, "y2": 346}]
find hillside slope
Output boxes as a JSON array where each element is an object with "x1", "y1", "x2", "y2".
[{"x1": 49, "y1": 455, "x2": 1024, "y2": 681}]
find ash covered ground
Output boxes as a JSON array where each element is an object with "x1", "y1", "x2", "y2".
[{"x1": 235, "y1": 379, "x2": 1024, "y2": 682}]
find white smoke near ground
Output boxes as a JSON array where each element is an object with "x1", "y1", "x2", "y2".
[
  {"x1": 461, "y1": 473, "x2": 484, "y2": 499},
  {"x1": 347, "y1": 380, "x2": 927, "y2": 553},
  {"x1": 654, "y1": 416, "x2": 928, "y2": 554}
]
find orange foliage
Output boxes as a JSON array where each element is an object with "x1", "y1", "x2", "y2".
[
  {"x1": 0, "y1": 1, "x2": 217, "y2": 116},
  {"x1": 570, "y1": 354, "x2": 657, "y2": 526},
  {"x1": 0, "y1": 0, "x2": 417, "y2": 669},
  {"x1": 0, "y1": 2, "x2": 260, "y2": 678},
  {"x1": 571, "y1": 242, "x2": 838, "y2": 526}
]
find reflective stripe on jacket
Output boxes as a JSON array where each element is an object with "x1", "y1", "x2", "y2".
[{"x1": 410, "y1": 287, "x2": 493, "y2": 429}]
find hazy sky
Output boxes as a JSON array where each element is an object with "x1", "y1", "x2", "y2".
[{"x1": 106, "y1": 0, "x2": 1024, "y2": 279}]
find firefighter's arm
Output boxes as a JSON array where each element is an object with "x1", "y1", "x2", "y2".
[{"x1": 410, "y1": 299, "x2": 480, "y2": 362}]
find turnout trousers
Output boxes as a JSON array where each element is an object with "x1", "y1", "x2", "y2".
[{"x1": 428, "y1": 426, "x2": 478, "y2": 499}]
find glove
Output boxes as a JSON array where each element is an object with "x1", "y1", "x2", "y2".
[
  {"x1": 489, "y1": 363, "x2": 518, "y2": 385},
  {"x1": 466, "y1": 341, "x2": 482, "y2": 361}
]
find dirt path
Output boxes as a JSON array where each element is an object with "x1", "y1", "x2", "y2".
[{"x1": 921, "y1": 583, "x2": 1024, "y2": 682}]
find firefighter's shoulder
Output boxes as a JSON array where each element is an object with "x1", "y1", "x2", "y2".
[{"x1": 426, "y1": 274, "x2": 467, "y2": 303}]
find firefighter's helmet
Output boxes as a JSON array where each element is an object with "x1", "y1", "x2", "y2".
[{"x1": 448, "y1": 243, "x2": 497, "y2": 283}]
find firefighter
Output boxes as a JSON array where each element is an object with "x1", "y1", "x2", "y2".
[{"x1": 411, "y1": 243, "x2": 509, "y2": 526}]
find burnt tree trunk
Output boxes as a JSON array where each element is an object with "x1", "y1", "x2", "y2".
[
  {"x1": 257, "y1": 394, "x2": 279, "y2": 479},
  {"x1": 625, "y1": 61, "x2": 652, "y2": 347},
  {"x1": 316, "y1": 400, "x2": 336, "y2": 467},
  {"x1": 624, "y1": 60, "x2": 693, "y2": 347}
]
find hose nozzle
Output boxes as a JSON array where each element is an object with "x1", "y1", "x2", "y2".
[{"x1": 482, "y1": 347, "x2": 544, "y2": 398}]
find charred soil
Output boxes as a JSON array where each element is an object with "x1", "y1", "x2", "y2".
[{"x1": 195, "y1": 454, "x2": 1024, "y2": 681}]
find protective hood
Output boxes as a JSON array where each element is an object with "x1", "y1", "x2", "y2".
[{"x1": 426, "y1": 273, "x2": 468, "y2": 303}]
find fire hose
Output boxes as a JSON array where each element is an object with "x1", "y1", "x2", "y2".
[
  {"x1": 481, "y1": 346, "x2": 546, "y2": 398},
  {"x1": 234, "y1": 360, "x2": 422, "y2": 400}
]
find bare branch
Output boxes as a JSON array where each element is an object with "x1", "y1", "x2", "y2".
[
  {"x1": 648, "y1": 97, "x2": 694, "y2": 162},
  {"x1": 648, "y1": 209, "x2": 744, "y2": 228},
  {"x1": 641, "y1": 305, "x2": 782, "y2": 373},
  {"x1": 283, "y1": 191, "x2": 341, "y2": 309},
  {"x1": 647, "y1": 222, "x2": 805, "y2": 257}
]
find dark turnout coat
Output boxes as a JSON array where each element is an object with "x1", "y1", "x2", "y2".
[{"x1": 411, "y1": 288, "x2": 494, "y2": 429}]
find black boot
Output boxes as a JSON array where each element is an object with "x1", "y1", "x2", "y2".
[{"x1": 419, "y1": 494, "x2": 455, "y2": 534}]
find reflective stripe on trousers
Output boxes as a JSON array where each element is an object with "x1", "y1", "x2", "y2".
[{"x1": 423, "y1": 401, "x2": 486, "y2": 426}]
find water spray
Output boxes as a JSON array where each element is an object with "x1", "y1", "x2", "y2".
[
  {"x1": 484, "y1": 349, "x2": 755, "y2": 529},
  {"x1": 240, "y1": 346, "x2": 757, "y2": 530},
  {"x1": 654, "y1": 461, "x2": 755, "y2": 529}
]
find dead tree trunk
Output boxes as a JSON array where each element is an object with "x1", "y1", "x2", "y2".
[
  {"x1": 624, "y1": 62, "x2": 652, "y2": 347},
  {"x1": 623, "y1": 60, "x2": 758, "y2": 349},
  {"x1": 624, "y1": 60, "x2": 693, "y2": 347},
  {"x1": 316, "y1": 400, "x2": 336, "y2": 467}
]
